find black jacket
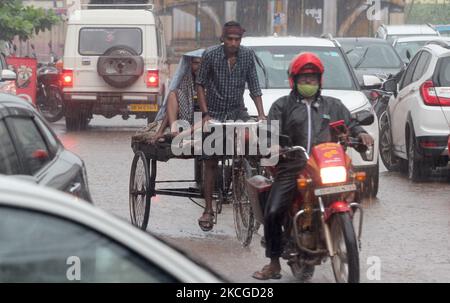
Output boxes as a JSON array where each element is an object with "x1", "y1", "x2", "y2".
[{"x1": 268, "y1": 90, "x2": 366, "y2": 154}]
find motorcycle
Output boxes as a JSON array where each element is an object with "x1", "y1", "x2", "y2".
[
  {"x1": 245, "y1": 113, "x2": 374, "y2": 283},
  {"x1": 36, "y1": 62, "x2": 64, "y2": 123}
]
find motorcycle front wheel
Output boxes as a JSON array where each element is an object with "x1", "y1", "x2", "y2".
[
  {"x1": 329, "y1": 212, "x2": 360, "y2": 283},
  {"x1": 38, "y1": 85, "x2": 64, "y2": 123}
]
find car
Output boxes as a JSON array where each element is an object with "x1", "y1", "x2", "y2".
[
  {"x1": 375, "y1": 24, "x2": 440, "y2": 43},
  {"x1": 0, "y1": 176, "x2": 224, "y2": 282},
  {"x1": 379, "y1": 40, "x2": 450, "y2": 181},
  {"x1": 0, "y1": 52, "x2": 17, "y2": 95},
  {"x1": 0, "y1": 93, "x2": 92, "y2": 202},
  {"x1": 241, "y1": 36, "x2": 380, "y2": 197},
  {"x1": 393, "y1": 36, "x2": 450, "y2": 63},
  {"x1": 336, "y1": 37, "x2": 404, "y2": 82},
  {"x1": 61, "y1": 4, "x2": 169, "y2": 131},
  {"x1": 431, "y1": 24, "x2": 450, "y2": 37}
]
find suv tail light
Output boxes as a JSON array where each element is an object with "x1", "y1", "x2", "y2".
[
  {"x1": 61, "y1": 69, "x2": 73, "y2": 88},
  {"x1": 146, "y1": 70, "x2": 159, "y2": 88},
  {"x1": 420, "y1": 80, "x2": 450, "y2": 106}
]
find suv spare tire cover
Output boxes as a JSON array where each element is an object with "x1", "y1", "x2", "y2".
[{"x1": 97, "y1": 45, "x2": 144, "y2": 88}]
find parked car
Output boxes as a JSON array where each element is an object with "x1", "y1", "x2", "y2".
[
  {"x1": 393, "y1": 36, "x2": 450, "y2": 63},
  {"x1": 336, "y1": 37, "x2": 404, "y2": 82},
  {"x1": 431, "y1": 24, "x2": 450, "y2": 37},
  {"x1": 241, "y1": 36, "x2": 380, "y2": 197},
  {"x1": 0, "y1": 53, "x2": 17, "y2": 95},
  {"x1": 0, "y1": 176, "x2": 224, "y2": 282},
  {"x1": 0, "y1": 93, "x2": 92, "y2": 202},
  {"x1": 375, "y1": 24, "x2": 440, "y2": 43},
  {"x1": 379, "y1": 40, "x2": 450, "y2": 181},
  {"x1": 62, "y1": 4, "x2": 169, "y2": 131}
]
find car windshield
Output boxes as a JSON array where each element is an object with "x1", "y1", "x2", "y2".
[
  {"x1": 394, "y1": 41, "x2": 428, "y2": 62},
  {"x1": 340, "y1": 42, "x2": 403, "y2": 69},
  {"x1": 251, "y1": 46, "x2": 356, "y2": 90},
  {"x1": 79, "y1": 27, "x2": 142, "y2": 56}
]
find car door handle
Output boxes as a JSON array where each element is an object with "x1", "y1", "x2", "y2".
[{"x1": 69, "y1": 182, "x2": 81, "y2": 194}]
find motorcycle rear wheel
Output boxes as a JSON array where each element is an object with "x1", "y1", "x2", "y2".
[
  {"x1": 38, "y1": 86, "x2": 64, "y2": 123},
  {"x1": 330, "y1": 212, "x2": 360, "y2": 283}
]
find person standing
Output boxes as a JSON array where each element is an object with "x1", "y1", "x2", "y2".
[{"x1": 196, "y1": 21, "x2": 265, "y2": 231}]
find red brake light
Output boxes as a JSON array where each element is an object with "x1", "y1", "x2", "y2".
[
  {"x1": 370, "y1": 90, "x2": 380, "y2": 100},
  {"x1": 61, "y1": 69, "x2": 73, "y2": 88},
  {"x1": 420, "y1": 80, "x2": 450, "y2": 106},
  {"x1": 146, "y1": 70, "x2": 159, "y2": 88}
]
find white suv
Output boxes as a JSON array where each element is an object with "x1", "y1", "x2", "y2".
[
  {"x1": 379, "y1": 40, "x2": 450, "y2": 181},
  {"x1": 62, "y1": 5, "x2": 169, "y2": 131},
  {"x1": 242, "y1": 36, "x2": 380, "y2": 197},
  {"x1": 375, "y1": 24, "x2": 440, "y2": 44}
]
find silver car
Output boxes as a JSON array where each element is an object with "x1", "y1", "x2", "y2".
[
  {"x1": 0, "y1": 176, "x2": 224, "y2": 282},
  {"x1": 0, "y1": 93, "x2": 92, "y2": 202}
]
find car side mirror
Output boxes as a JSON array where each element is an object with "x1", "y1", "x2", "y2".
[
  {"x1": 354, "y1": 110, "x2": 374, "y2": 126},
  {"x1": 406, "y1": 49, "x2": 412, "y2": 62},
  {"x1": 382, "y1": 78, "x2": 397, "y2": 94},
  {"x1": 1, "y1": 69, "x2": 17, "y2": 81},
  {"x1": 361, "y1": 75, "x2": 382, "y2": 90}
]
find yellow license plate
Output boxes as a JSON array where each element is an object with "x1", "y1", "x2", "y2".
[{"x1": 129, "y1": 104, "x2": 158, "y2": 112}]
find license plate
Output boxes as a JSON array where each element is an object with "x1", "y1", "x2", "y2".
[
  {"x1": 129, "y1": 104, "x2": 158, "y2": 112},
  {"x1": 314, "y1": 184, "x2": 356, "y2": 196}
]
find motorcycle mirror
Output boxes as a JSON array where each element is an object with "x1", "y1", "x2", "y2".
[
  {"x1": 354, "y1": 110, "x2": 374, "y2": 126},
  {"x1": 382, "y1": 78, "x2": 397, "y2": 94},
  {"x1": 279, "y1": 134, "x2": 292, "y2": 147}
]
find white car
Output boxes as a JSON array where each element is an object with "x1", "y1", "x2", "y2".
[
  {"x1": 0, "y1": 176, "x2": 224, "y2": 282},
  {"x1": 62, "y1": 4, "x2": 169, "y2": 131},
  {"x1": 393, "y1": 36, "x2": 450, "y2": 63},
  {"x1": 242, "y1": 36, "x2": 380, "y2": 197},
  {"x1": 375, "y1": 24, "x2": 440, "y2": 43},
  {"x1": 379, "y1": 40, "x2": 450, "y2": 181}
]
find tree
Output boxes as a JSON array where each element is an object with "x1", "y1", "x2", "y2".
[{"x1": 0, "y1": 0, "x2": 60, "y2": 41}]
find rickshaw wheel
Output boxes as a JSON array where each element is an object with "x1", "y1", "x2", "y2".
[
  {"x1": 231, "y1": 157, "x2": 254, "y2": 247},
  {"x1": 129, "y1": 151, "x2": 151, "y2": 230}
]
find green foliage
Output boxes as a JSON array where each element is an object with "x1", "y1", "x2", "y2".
[
  {"x1": 406, "y1": 3, "x2": 450, "y2": 24},
  {"x1": 0, "y1": 0, "x2": 60, "y2": 41}
]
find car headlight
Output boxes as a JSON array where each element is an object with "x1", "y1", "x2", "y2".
[{"x1": 320, "y1": 166, "x2": 347, "y2": 184}]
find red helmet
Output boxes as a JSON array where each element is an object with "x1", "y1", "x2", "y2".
[{"x1": 288, "y1": 52, "x2": 324, "y2": 88}]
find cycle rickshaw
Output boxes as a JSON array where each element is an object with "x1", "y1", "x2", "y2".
[{"x1": 129, "y1": 121, "x2": 262, "y2": 246}]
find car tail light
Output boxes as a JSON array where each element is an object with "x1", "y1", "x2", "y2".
[
  {"x1": 146, "y1": 70, "x2": 159, "y2": 88},
  {"x1": 448, "y1": 136, "x2": 450, "y2": 153},
  {"x1": 61, "y1": 69, "x2": 73, "y2": 88},
  {"x1": 420, "y1": 80, "x2": 450, "y2": 106},
  {"x1": 370, "y1": 90, "x2": 380, "y2": 101},
  {"x1": 420, "y1": 141, "x2": 438, "y2": 148}
]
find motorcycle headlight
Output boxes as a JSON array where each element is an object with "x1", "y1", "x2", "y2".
[{"x1": 320, "y1": 166, "x2": 347, "y2": 184}]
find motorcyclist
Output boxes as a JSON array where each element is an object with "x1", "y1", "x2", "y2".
[{"x1": 252, "y1": 52, "x2": 374, "y2": 280}]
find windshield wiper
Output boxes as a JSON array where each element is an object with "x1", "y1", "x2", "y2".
[{"x1": 354, "y1": 47, "x2": 369, "y2": 69}]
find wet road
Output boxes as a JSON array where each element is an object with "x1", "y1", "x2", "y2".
[{"x1": 52, "y1": 116, "x2": 450, "y2": 283}]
